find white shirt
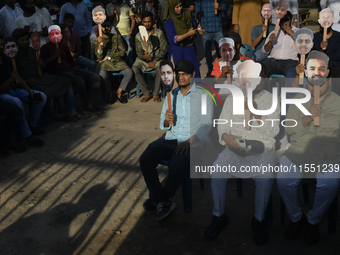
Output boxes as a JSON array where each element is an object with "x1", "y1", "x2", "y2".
[
  {"x1": 0, "y1": 5, "x2": 23, "y2": 37},
  {"x1": 35, "y1": 6, "x2": 52, "y2": 27},
  {"x1": 262, "y1": 27, "x2": 299, "y2": 61},
  {"x1": 15, "y1": 13, "x2": 48, "y2": 46}
]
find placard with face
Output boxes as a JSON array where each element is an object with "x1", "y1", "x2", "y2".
[
  {"x1": 4, "y1": 38, "x2": 18, "y2": 58},
  {"x1": 294, "y1": 28, "x2": 313, "y2": 55},
  {"x1": 275, "y1": 0, "x2": 288, "y2": 20},
  {"x1": 261, "y1": 3, "x2": 273, "y2": 20},
  {"x1": 236, "y1": 60, "x2": 262, "y2": 93},
  {"x1": 305, "y1": 51, "x2": 330, "y2": 87},
  {"x1": 48, "y1": 25, "x2": 63, "y2": 44},
  {"x1": 161, "y1": 62, "x2": 175, "y2": 92},
  {"x1": 31, "y1": 33, "x2": 41, "y2": 51},
  {"x1": 318, "y1": 8, "x2": 335, "y2": 28},
  {"x1": 92, "y1": 6, "x2": 106, "y2": 24}
]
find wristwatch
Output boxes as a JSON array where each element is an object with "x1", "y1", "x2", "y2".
[
  {"x1": 293, "y1": 19, "x2": 298, "y2": 22},
  {"x1": 108, "y1": 56, "x2": 111, "y2": 60},
  {"x1": 197, "y1": 27, "x2": 202, "y2": 31}
]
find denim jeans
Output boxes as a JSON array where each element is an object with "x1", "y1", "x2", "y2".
[
  {"x1": 253, "y1": 50, "x2": 269, "y2": 62},
  {"x1": 75, "y1": 55, "x2": 97, "y2": 73},
  {"x1": 201, "y1": 31, "x2": 224, "y2": 73},
  {"x1": 0, "y1": 88, "x2": 47, "y2": 137},
  {"x1": 262, "y1": 58, "x2": 298, "y2": 77},
  {"x1": 122, "y1": 34, "x2": 133, "y2": 67},
  {"x1": 45, "y1": 86, "x2": 77, "y2": 117}
]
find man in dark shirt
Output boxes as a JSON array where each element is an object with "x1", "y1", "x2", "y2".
[
  {"x1": 12, "y1": 28, "x2": 81, "y2": 121},
  {"x1": 0, "y1": 36, "x2": 45, "y2": 147},
  {"x1": 40, "y1": 25, "x2": 105, "y2": 115}
]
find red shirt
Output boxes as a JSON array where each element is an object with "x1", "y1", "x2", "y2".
[{"x1": 211, "y1": 55, "x2": 253, "y2": 77}]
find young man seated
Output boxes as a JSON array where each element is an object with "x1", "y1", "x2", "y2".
[
  {"x1": 277, "y1": 51, "x2": 340, "y2": 244},
  {"x1": 12, "y1": 28, "x2": 84, "y2": 122},
  {"x1": 61, "y1": 13, "x2": 97, "y2": 73},
  {"x1": 132, "y1": 11, "x2": 168, "y2": 103},
  {"x1": 40, "y1": 25, "x2": 105, "y2": 115},
  {"x1": 139, "y1": 59, "x2": 213, "y2": 221},
  {"x1": 262, "y1": 11, "x2": 298, "y2": 77},
  {"x1": 0, "y1": 36, "x2": 46, "y2": 147},
  {"x1": 93, "y1": 20, "x2": 133, "y2": 104}
]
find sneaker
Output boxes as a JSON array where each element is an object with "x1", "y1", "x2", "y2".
[
  {"x1": 285, "y1": 214, "x2": 307, "y2": 240},
  {"x1": 204, "y1": 214, "x2": 228, "y2": 240},
  {"x1": 304, "y1": 221, "x2": 320, "y2": 244},
  {"x1": 251, "y1": 217, "x2": 268, "y2": 245},
  {"x1": 143, "y1": 199, "x2": 158, "y2": 211},
  {"x1": 156, "y1": 201, "x2": 176, "y2": 222},
  {"x1": 29, "y1": 126, "x2": 45, "y2": 135},
  {"x1": 25, "y1": 135, "x2": 44, "y2": 147}
]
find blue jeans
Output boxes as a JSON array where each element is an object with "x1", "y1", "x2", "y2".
[
  {"x1": 0, "y1": 88, "x2": 47, "y2": 138},
  {"x1": 45, "y1": 86, "x2": 77, "y2": 118},
  {"x1": 262, "y1": 58, "x2": 298, "y2": 77},
  {"x1": 201, "y1": 31, "x2": 224, "y2": 73},
  {"x1": 75, "y1": 55, "x2": 97, "y2": 73},
  {"x1": 122, "y1": 34, "x2": 133, "y2": 67},
  {"x1": 253, "y1": 50, "x2": 269, "y2": 62}
]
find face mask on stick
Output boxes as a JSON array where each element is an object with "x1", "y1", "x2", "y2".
[
  {"x1": 49, "y1": 25, "x2": 62, "y2": 64},
  {"x1": 93, "y1": 6, "x2": 106, "y2": 43},
  {"x1": 31, "y1": 33, "x2": 42, "y2": 76},
  {"x1": 318, "y1": 8, "x2": 335, "y2": 47},
  {"x1": 274, "y1": 0, "x2": 288, "y2": 34},
  {"x1": 261, "y1": 3, "x2": 273, "y2": 37},
  {"x1": 4, "y1": 37, "x2": 19, "y2": 83}
]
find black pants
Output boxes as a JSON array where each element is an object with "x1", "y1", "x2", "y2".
[
  {"x1": 80, "y1": 34, "x2": 90, "y2": 57},
  {"x1": 139, "y1": 135, "x2": 202, "y2": 203},
  {"x1": 0, "y1": 100, "x2": 23, "y2": 146}
]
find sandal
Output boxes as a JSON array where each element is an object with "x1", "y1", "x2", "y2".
[
  {"x1": 140, "y1": 94, "x2": 152, "y2": 103},
  {"x1": 153, "y1": 95, "x2": 162, "y2": 103}
]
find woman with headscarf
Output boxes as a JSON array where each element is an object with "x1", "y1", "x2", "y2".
[{"x1": 164, "y1": 0, "x2": 200, "y2": 78}]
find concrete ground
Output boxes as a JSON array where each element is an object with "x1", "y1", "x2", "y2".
[{"x1": 1, "y1": 11, "x2": 340, "y2": 254}]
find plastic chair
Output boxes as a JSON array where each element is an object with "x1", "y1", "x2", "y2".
[{"x1": 240, "y1": 44, "x2": 254, "y2": 59}]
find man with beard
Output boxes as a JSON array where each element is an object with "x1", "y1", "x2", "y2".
[
  {"x1": 59, "y1": 0, "x2": 92, "y2": 57},
  {"x1": 132, "y1": 11, "x2": 167, "y2": 103},
  {"x1": 35, "y1": 0, "x2": 52, "y2": 28},
  {"x1": 277, "y1": 51, "x2": 340, "y2": 244},
  {"x1": 15, "y1": 0, "x2": 48, "y2": 46},
  {"x1": 313, "y1": 8, "x2": 340, "y2": 94},
  {"x1": 139, "y1": 59, "x2": 213, "y2": 221},
  {"x1": 0, "y1": 0, "x2": 23, "y2": 38}
]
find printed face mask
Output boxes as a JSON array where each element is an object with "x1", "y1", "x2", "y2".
[
  {"x1": 31, "y1": 34, "x2": 41, "y2": 51},
  {"x1": 92, "y1": 6, "x2": 106, "y2": 24},
  {"x1": 4, "y1": 41, "x2": 18, "y2": 58},
  {"x1": 49, "y1": 29, "x2": 63, "y2": 44},
  {"x1": 318, "y1": 9, "x2": 335, "y2": 28}
]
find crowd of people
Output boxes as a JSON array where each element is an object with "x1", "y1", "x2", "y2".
[{"x1": 1, "y1": 0, "x2": 340, "y2": 248}]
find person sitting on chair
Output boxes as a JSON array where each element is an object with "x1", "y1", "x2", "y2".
[{"x1": 139, "y1": 59, "x2": 213, "y2": 221}]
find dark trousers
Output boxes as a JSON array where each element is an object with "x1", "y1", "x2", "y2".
[
  {"x1": 61, "y1": 69, "x2": 102, "y2": 109},
  {"x1": 262, "y1": 58, "x2": 298, "y2": 77},
  {"x1": 139, "y1": 135, "x2": 202, "y2": 203}
]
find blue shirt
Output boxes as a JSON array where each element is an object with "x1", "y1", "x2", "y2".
[
  {"x1": 59, "y1": 3, "x2": 92, "y2": 37},
  {"x1": 195, "y1": 0, "x2": 226, "y2": 33},
  {"x1": 251, "y1": 24, "x2": 275, "y2": 53},
  {"x1": 160, "y1": 83, "x2": 214, "y2": 146}
]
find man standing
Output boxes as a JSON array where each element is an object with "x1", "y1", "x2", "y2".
[
  {"x1": 59, "y1": 0, "x2": 92, "y2": 57},
  {"x1": 0, "y1": 0, "x2": 23, "y2": 38},
  {"x1": 196, "y1": 0, "x2": 226, "y2": 77},
  {"x1": 139, "y1": 59, "x2": 213, "y2": 221},
  {"x1": 35, "y1": 0, "x2": 52, "y2": 28},
  {"x1": 15, "y1": 0, "x2": 48, "y2": 45},
  {"x1": 106, "y1": 0, "x2": 135, "y2": 66},
  {"x1": 132, "y1": 11, "x2": 167, "y2": 103},
  {"x1": 262, "y1": 11, "x2": 298, "y2": 77},
  {"x1": 277, "y1": 51, "x2": 340, "y2": 244}
]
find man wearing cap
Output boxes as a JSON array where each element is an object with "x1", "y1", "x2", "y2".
[
  {"x1": 277, "y1": 51, "x2": 340, "y2": 244},
  {"x1": 211, "y1": 34, "x2": 252, "y2": 94},
  {"x1": 262, "y1": 11, "x2": 298, "y2": 77},
  {"x1": 139, "y1": 59, "x2": 213, "y2": 222},
  {"x1": 40, "y1": 25, "x2": 105, "y2": 115}
]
